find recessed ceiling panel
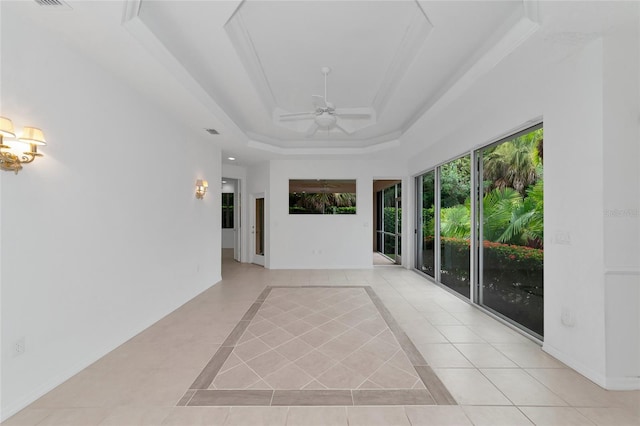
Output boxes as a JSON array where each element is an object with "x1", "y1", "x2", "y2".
[
  {"x1": 226, "y1": 1, "x2": 432, "y2": 114},
  {"x1": 137, "y1": 0, "x2": 531, "y2": 149}
]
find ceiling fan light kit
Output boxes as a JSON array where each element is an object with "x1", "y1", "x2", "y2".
[{"x1": 278, "y1": 66, "x2": 373, "y2": 137}]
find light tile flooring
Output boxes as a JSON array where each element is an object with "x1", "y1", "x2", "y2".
[
  {"x1": 180, "y1": 285, "x2": 453, "y2": 407},
  {"x1": 373, "y1": 252, "x2": 396, "y2": 266},
  {"x1": 3, "y1": 258, "x2": 640, "y2": 425}
]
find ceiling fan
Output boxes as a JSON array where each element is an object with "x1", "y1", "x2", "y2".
[{"x1": 278, "y1": 67, "x2": 373, "y2": 137}]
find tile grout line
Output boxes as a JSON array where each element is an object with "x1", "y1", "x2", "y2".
[
  {"x1": 363, "y1": 285, "x2": 458, "y2": 405},
  {"x1": 183, "y1": 285, "x2": 457, "y2": 407},
  {"x1": 187, "y1": 288, "x2": 270, "y2": 391}
]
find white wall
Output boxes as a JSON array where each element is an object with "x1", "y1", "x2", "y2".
[
  {"x1": 0, "y1": 11, "x2": 221, "y2": 419},
  {"x1": 601, "y1": 21, "x2": 640, "y2": 388},
  {"x1": 267, "y1": 159, "x2": 407, "y2": 269},
  {"x1": 402, "y1": 12, "x2": 640, "y2": 389}
]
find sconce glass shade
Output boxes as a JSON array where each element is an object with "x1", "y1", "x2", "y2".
[
  {"x1": 19, "y1": 127, "x2": 46, "y2": 145},
  {"x1": 195, "y1": 179, "x2": 209, "y2": 199},
  {"x1": 0, "y1": 117, "x2": 16, "y2": 138}
]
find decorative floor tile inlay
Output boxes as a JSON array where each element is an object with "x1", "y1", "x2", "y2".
[{"x1": 178, "y1": 286, "x2": 456, "y2": 406}]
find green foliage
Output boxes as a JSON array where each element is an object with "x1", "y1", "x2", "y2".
[
  {"x1": 482, "y1": 181, "x2": 544, "y2": 248},
  {"x1": 383, "y1": 207, "x2": 401, "y2": 233},
  {"x1": 421, "y1": 171, "x2": 436, "y2": 210},
  {"x1": 440, "y1": 156, "x2": 471, "y2": 207},
  {"x1": 422, "y1": 207, "x2": 435, "y2": 237},
  {"x1": 440, "y1": 203, "x2": 471, "y2": 238},
  {"x1": 335, "y1": 206, "x2": 356, "y2": 215},
  {"x1": 289, "y1": 192, "x2": 356, "y2": 214},
  {"x1": 483, "y1": 128, "x2": 543, "y2": 195}
]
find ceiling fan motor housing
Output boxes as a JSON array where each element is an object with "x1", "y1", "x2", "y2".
[{"x1": 315, "y1": 112, "x2": 337, "y2": 128}]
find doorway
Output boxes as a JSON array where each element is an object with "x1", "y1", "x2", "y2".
[
  {"x1": 252, "y1": 193, "x2": 265, "y2": 266},
  {"x1": 373, "y1": 180, "x2": 402, "y2": 265},
  {"x1": 221, "y1": 177, "x2": 242, "y2": 262}
]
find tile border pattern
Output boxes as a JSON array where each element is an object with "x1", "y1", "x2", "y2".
[{"x1": 177, "y1": 286, "x2": 456, "y2": 406}]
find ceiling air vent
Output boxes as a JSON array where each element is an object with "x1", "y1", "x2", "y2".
[
  {"x1": 205, "y1": 128, "x2": 220, "y2": 135},
  {"x1": 34, "y1": 0, "x2": 71, "y2": 8}
]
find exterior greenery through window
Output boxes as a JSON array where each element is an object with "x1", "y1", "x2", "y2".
[
  {"x1": 416, "y1": 124, "x2": 543, "y2": 337},
  {"x1": 222, "y1": 193, "x2": 234, "y2": 229},
  {"x1": 481, "y1": 126, "x2": 543, "y2": 337},
  {"x1": 289, "y1": 179, "x2": 356, "y2": 214}
]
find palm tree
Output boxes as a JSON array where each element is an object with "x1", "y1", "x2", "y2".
[
  {"x1": 296, "y1": 192, "x2": 356, "y2": 214},
  {"x1": 482, "y1": 183, "x2": 544, "y2": 248},
  {"x1": 483, "y1": 130, "x2": 543, "y2": 195},
  {"x1": 440, "y1": 202, "x2": 471, "y2": 238}
]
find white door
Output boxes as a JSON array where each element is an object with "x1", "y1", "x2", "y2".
[{"x1": 252, "y1": 193, "x2": 265, "y2": 266}]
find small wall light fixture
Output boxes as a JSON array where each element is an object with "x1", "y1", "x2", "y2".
[
  {"x1": 195, "y1": 179, "x2": 208, "y2": 199},
  {"x1": 0, "y1": 116, "x2": 47, "y2": 174}
]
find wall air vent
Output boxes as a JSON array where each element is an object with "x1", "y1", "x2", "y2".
[
  {"x1": 34, "y1": 0, "x2": 71, "y2": 8},
  {"x1": 205, "y1": 128, "x2": 220, "y2": 135}
]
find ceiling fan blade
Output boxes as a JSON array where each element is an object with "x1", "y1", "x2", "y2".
[
  {"x1": 335, "y1": 122, "x2": 353, "y2": 135},
  {"x1": 312, "y1": 95, "x2": 327, "y2": 108},
  {"x1": 279, "y1": 111, "x2": 316, "y2": 121},
  {"x1": 305, "y1": 122, "x2": 319, "y2": 137},
  {"x1": 333, "y1": 107, "x2": 373, "y2": 118}
]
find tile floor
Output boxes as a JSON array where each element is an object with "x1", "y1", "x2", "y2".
[
  {"x1": 180, "y1": 285, "x2": 452, "y2": 407},
  {"x1": 3, "y1": 257, "x2": 639, "y2": 425}
]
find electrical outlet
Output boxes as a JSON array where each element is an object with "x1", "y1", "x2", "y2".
[
  {"x1": 14, "y1": 337, "x2": 25, "y2": 356},
  {"x1": 561, "y1": 308, "x2": 575, "y2": 327},
  {"x1": 555, "y1": 231, "x2": 571, "y2": 245}
]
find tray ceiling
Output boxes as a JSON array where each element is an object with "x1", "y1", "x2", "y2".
[{"x1": 136, "y1": 0, "x2": 532, "y2": 150}]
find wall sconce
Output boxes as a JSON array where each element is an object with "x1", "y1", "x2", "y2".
[
  {"x1": 0, "y1": 116, "x2": 47, "y2": 174},
  {"x1": 195, "y1": 179, "x2": 208, "y2": 199}
]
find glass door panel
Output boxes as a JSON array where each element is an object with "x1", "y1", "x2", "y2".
[
  {"x1": 440, "y1": 156, "x2": 471, "y2": 298},
  {"x1": 480, "y1": 126, "x2": 544, "y2": 337},
  {"x1": 417, "y1": 171, "x2": 436, "y2": 277},
  {"x1": 376, "y1": 182, "x2": 401, "y2": 264},
  {"x1": 383, "y1": 233, "x2": 397, "y2": 260}
]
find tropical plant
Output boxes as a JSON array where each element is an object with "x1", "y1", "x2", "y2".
[
  {"x1": 290, "y1": 192, "x2": 356, "y2": 214},
  {"x1": 483, "y1": 129, "x2": 543, "y2": 195},
  {"x1": 440, "y1": 202, "x2": 471, "y2": 238},
  {"x1": 440, "y1": 156, "x2": 471, "y2": 207},
  {"x1": 482, "y1": 182, "x2": 544, "y2": 248}
]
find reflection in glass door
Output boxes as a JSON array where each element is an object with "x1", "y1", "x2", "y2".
[{"x1": 479, "y1": 126, "x2": 544, "y2": 337}]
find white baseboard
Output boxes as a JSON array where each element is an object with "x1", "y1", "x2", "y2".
[
  {"x1": 603, "y1": 376, "x2": 640, "y2": 390},
  {"x1": 1, "y1": 278, "x2": 222, "y2": 422},
  {"x1": 543, "y1": 343, "x2": 640, "y2": 390}
]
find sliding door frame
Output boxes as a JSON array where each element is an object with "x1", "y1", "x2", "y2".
[{"x1": 413, "y1": 121, "x2": 544, "y2": 340}]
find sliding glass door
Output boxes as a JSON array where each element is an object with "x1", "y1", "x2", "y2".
[
  {"x1": 479, "y1": 126, "x2": 544, "y2": 337},
  {"x1": 440, "y1": 156, "x2": 471, "y2": 298},
  {"x1": 416, "y1": 171, "x2": 436, "y2": 277},
  {"x1": 376, "y1": 182, "x2": 402, "y2": 263},
  {"x1": 414, "y1": 124, "x2": 543, "y2": 338}
]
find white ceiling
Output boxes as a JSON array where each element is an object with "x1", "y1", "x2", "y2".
[
  {"x1": 4, "y1": 0, "x2": 638, "y2": 165},
  {"x1": 136, "y1": 0, "x2": 525, "y2": 149}
]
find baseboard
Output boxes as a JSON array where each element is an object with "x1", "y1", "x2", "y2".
[
  {"x1": 1, "y1": 277, "x2": 222, "y2": 422},
  {"x1": 269, "y1": 264, "x2": 375, "y2": 270},
  {"x1": 542, "y1": 343, "x2": 639, "y2": 390},
  {"x1": 2, "y1": 334, "x2": 145, "y2": 422},
  {"x1": 603, "y1": 376, "x2": 640, "y2": 390}
]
